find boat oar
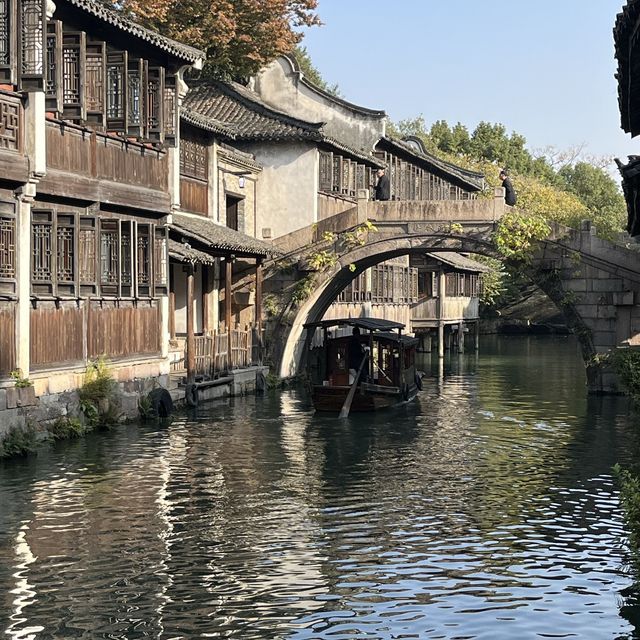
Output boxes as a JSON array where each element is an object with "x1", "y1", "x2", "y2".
[{"x1": 339, "y1": 352, "x2": 369, "y2": 419}]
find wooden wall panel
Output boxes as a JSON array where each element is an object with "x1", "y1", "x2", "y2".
[
  {"x1": 30, "y1": 305, "x2": 84, "y2": 368},
  {"x1": 0, "y1": 304, "x2": 15, "y2": 375},
  {"x1": 88, "y1": 304, "x2": 160, "y2": 359},
  {"x1": 46, "y1": 124, "x2": 91, "y2": 175},
  {"x1": 180, "y1": 177, "x2": 208, "y2": 216}
]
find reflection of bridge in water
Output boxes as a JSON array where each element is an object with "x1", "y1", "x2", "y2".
[{"x1": 261, "y1": 192, "x2": 640, "y2": 393}]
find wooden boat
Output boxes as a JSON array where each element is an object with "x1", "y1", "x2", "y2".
[{"x1": 305, "y1": 317, "x2": 421, "y2": 412}]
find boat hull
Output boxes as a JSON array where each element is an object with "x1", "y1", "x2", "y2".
[{"x1": 312, "y1": 383, "x2": 418, "y2": 413}]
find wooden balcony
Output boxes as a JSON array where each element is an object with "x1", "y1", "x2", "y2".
[
  {"x1": 40, "y1": 120, "x2": 170, "y2": 213},
  {"x1": 0, "y1": 90, "x2": 28, "y2": 184}
]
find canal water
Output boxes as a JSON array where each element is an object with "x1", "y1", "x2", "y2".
[{"x1": 1, "y1": 336, "x2": 639, "y2": 639}]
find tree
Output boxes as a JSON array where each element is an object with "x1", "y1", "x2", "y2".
[
  {"x1": 292, "y1": 46, "x2": 342, "y2": 97},
  {"x1": 558, "y1": 162, "x2": 626, "y2": 239},
  {"x1": 118, "y1": 0, "x2": 321, "y2": 79}
]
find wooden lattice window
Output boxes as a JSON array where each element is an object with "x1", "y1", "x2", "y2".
[
  {"x1": 147, "y1": 66, "x2": 164, "y2": 142},
  {"x1": 180, "y1": 138, "x2": 207, "y2": 181},
  {"x1": 45, "y1": 20, "x2": 62, "y2": 114},
  {"x1": 31, "y1": 210, "x2": 53, "y2": 295},
  {"x1": 117, "y1": 221, "x2": 131, "y2": 297},
  {"x1": 154, "y1": 226, "x2": 167, "y2": 294},
  {"x1": 85, "y1": 41, "x2": 105, "y2": 127},
  {"x1": 0, "y1": 213, "x2": 14, "y2": 279},
  {"x1": 127, "y1": 57, "x2": 144, "y2": 137},
  {"x1": 356, "y1": 164, "x2": 366, "y2": 191},
  {"x1": 106, "y1": 50, "x2": 127, "y2": 132},
  {"x1": 20, "y1": 0, "x2": 44, "y2": 90},
  {"x1": 332, "y1": 155, "x2": 341, "y2": 193},
  {"x1": 100, "y1": 219, "x2": 119, "y2": 294},
  {"x1": 0, "y1": 0, "x2": 10, "y2": 69},
  {"x1": 56, "y1": 213, "x2": 75, "y2": 295},
  {"x1": 136, "y1": 223, "x2": 151, "y2": 296},
  {"x1": 0, "y1": 94, "x2": 20, "y2": 151},
  {"x1": 164, "y1": 73, "x2": 177, "y2": 146},
  {"x1": 62, "y1": 31, "x2": 85, "y2": 121},
  {"x1": 319, "y1": 151, "x2": 332, "y2": 191},
  {"x1": 79, "y1": 216, "x2": 97, "y2": 296}
]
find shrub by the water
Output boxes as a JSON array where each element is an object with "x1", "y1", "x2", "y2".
[
  {"x1": 0, "y1": 424, "x2": 38, "y2": 458},
  {"x1": 78, "y1": 357, "x2": 121, "y2": 428}
]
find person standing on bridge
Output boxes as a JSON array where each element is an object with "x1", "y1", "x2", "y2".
[
  {"x1": 499, "y1": 169, "x2": 517, "y2": 206},
  {"x1": 374, "y1": 168, "x2": 390, "y2": 201}
]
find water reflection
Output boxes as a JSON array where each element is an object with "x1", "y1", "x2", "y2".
[{"x1": 0, "y1": 336, "x2": 638, "y2": 638}]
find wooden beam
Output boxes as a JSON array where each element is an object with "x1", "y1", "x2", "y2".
[
  {"x1": 186, "y1": 264, "x2": 195, "y2": 383},
  {"x1": 255, "y1": 259, "x2": 263, "y2": 335}
]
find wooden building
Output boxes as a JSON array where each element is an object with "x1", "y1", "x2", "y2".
[
  {"x1": 0, "y1": 0, "x2": 208, "y2": 400},
  {"x1": 410, "y1": 252, "x2": 489, "y2": 355}
]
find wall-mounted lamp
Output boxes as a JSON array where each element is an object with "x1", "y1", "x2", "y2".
[{"x1": 238, "y1": 176, "x2": 245, "y2": 189}]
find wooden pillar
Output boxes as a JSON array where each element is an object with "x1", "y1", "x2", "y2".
[
  {"x1": 186, "y1": 264, "x2": 195, "y2": 384},
  {"x1": 202, "y1": 265, "x2": 210, "y2": 334},
  {"x1": 458, "y1": 322, "x2": 465, "y2": 354},
  {"x1": 474, "y1": 321, "x2": 480, "y2": 352},
  {"x1": 169, "y1": 265, "x2": 176, "y2": 341},
  {"x1": 255, "y1": 259, "x2": 263, "y2": 335},
  {"x1": 225, "y1": 256, "x2": 233, "y2": 332}
]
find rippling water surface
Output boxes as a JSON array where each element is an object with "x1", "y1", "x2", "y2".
[{"x1": 1, "y1": 336, "x2": 640, "y2": 639}]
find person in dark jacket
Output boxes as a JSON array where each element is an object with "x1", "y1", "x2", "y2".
[
  {"x1": 499, "y1": 169, "x2": 517, "y2": 206},
  {"x1": 374, "y1": 168, "x2": 390, "y2": 201}
]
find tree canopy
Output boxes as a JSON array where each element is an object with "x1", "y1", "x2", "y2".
[{"x1": 118, "y1": 0, "x2": 321, "y2": 79}]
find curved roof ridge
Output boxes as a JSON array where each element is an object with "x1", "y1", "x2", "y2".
[{"x1": 281, "y1": 55, "x2": 386, "y2": 119}]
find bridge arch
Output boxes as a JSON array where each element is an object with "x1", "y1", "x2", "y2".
[{"x1": 274, "y1": 232, "x2": 500, "y2": 379}]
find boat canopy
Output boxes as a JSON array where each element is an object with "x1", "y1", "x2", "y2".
[{"x1": 304, "y1": 317, "x2": 405, "y2": 332}]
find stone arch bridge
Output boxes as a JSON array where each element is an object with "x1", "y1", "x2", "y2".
[{"x1": 256, "y1": 194, "x2": 640, "y2": 393}]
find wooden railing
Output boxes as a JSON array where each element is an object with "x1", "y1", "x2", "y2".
[
  {"x1": 190, "y1": 327, "x2": 262, "y2": 379},
  {"x1": 45, "y1": 120, "x2": 168, "y2": 192}
]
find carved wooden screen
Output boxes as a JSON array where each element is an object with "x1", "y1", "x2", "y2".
[
  {"x1": 19, "y1": 0, "x2": 45, "y2": 90},
  {"x1": 319, "y1": 151, "x2": 332, "y2": 191},
  {"x1": 136, "y1": 222, "x2": 152, "y2": 297},
  {"x1": 147, "y1": 66, "x2": 164, "y2": 143},
  {"x1": 154, "y1": 225, "x2": 167, "y2": 295},
  {"x1": 126, "y1": 57, "x2": 144, "y2": 138},
  {"x1": 180, "y1": 138, "x2": 207, "y2": 181},
  {"x1": 0, "y1": 200, "x2": 15, "y2": 296},
  {"x1": 100, "y1": 218, "x2": 119, "y2": 295},
  {"x1": 120, "y1": 219, "x2": 133, "y2": 297},
  {"x1": 0, "y1": 93, "x2": 20, "y2": 151},
  {"x1": 56, "y1": 212, "x2": 76, "y2": 296},
  {"x1": 356, "y1": 164, "x2": 366, "y2": 192},
  {"x1": 106, "y1": 49, "x2": 127, "y2": 132},
  {"x1": 78, "y1": 216, "x2": 97, "y2": 296},
  {"x1": 45, "y1": 20, "x2": 62, "y2": 114},
  {"x1": 164, "y1": 73, "x2": 177, "y2": 147},
  {"x1": 61, "y1": 31, "x2": 86, "y2": 122},
  {"x1": 85, "y1": 40, "x2": 105, "y2": 127},
  {"x1": 31, "y1": 210, "x2": 53, "y2": 295}
]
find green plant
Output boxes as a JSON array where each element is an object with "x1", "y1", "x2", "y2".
[
  {"x1": 450, "y1": 222, "x2": 464, "y2": 234},
  {"x1": 307, "y1": 249, "x2": 337, "y2": 271},
  {"x1": 611, "y1": 349, "x2": 640, "y2": 403},
  {"x1": 9, "y1": 369, "x2": 32, "y2": 388},
  {"x1": 291, "y1": 275, "x2": 315, "y2": 305},
  {"x1": 0, "y1": 424, "x2": 38, "y2": 458},
  {"x1": 321, "y1": 230, "x2": 336, "y2": 243},
  {"x1": 78, "y1": 357, "x2": 121, "y2": 428},
  {"x1": 342, "y1": 220, "x2": 378, "y2": 250},
  {"x1": 494, "y1": 210, "x2": 551, "y2": 261},
  {"x1": 265, "y1": 372, "x2": 281, "y2": 389},
  {"x1": 48, "y1": 416, "x2": 86, "y2": 440},
  {"x1": 614, "y1": 463, "x2": 640, "y2": 568},
  {"x1": 263, "y1": 294, "x2": 280, "y2": 317}
]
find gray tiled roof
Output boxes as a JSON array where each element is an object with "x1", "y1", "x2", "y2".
[
  {"x1": 168, "y1": 239, "x2": 217, "y2": 265},
  {"x1": 183, "y1": 81, "x2": 383, "y2": 166},
  {"x1": 171, "y1": 212, "x2": 276, "y2": 258},
  {"x1": 379, "y1": 137, "x2": 485, "y2": 192},
  {"x1": 426, "y1": 251, "x2": 492, "y2": 273},
  {"x1": 184, "y1": 82, "x2": 324, "y2": 142},
  {"x1": 62, "y1": 0, "x2": 205, "y2": 64}
]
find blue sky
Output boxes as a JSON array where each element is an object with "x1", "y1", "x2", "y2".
[{"x1": 301, "y1": 0, "x2": 636, "y2": 163}]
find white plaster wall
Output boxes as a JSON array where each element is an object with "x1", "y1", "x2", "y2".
[
  {"x1": 253, "y1": 58, "x2": 385, "y2": 152},
  {"x1": 172, "y1": 263, "x2": 203, "y2": 335},
  {"x1": 236, "y1": 142, "x2": 318, "y2": 239}
]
